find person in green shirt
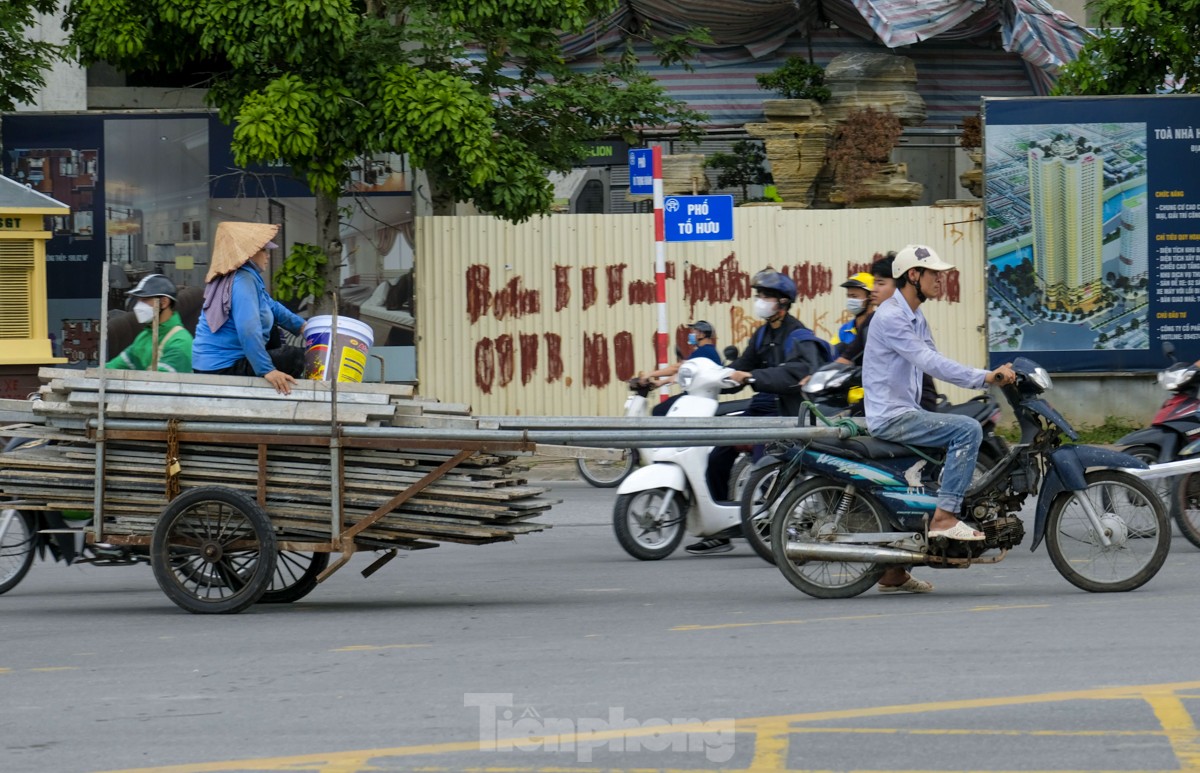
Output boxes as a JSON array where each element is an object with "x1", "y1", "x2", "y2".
[{"x1": 106, "y1": 274, "x2": 194, "y2": 373}]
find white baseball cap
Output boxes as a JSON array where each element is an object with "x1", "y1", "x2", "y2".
[{"x1": 892, "y1": 244, "x2": 955, "y2": 278}]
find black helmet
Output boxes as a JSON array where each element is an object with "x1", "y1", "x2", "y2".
[
  {"x1": 751, "y1": 269, "x2": 797, "y2": 302},
  {"x1": 688, "y1": 320, "x2": 715, "y2": 338},
  {"x1": 127, "y1": 273, "x2": 178, "y2": 302}
]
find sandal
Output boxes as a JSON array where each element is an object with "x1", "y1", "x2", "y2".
[
  {"x1": 928, "y1": 520, "x2": 984, "y2": 541},
  {"x1": 878, "y1": 577, "x2": 934, "y2": 594}
]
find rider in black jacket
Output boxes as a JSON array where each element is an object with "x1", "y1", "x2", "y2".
[{"x1": 690, "y1": 269, "x2": 832, "y2": 556}]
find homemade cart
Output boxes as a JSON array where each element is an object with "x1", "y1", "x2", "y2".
[{"x1": 0, "y1": 368, "x2": 850, "y2": 613}]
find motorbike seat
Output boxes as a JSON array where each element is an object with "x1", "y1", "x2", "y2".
[
  {"x1": 807, "y1": 436, "x2": 944, "y2": 461},
  {"x1": 939, "y1": 398, "x2": 992, "y2": 424}
]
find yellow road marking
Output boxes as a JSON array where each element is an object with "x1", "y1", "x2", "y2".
[
  {"x1": 97, "y1": 679, "x2": 1200, "y2": 773},
  {"x1": 28, "y1": 666, "x2": 79, "y2": 672},
  {"x1": 672, "y1": 603, "x2": 1050, "y2": 631},
  {"x1": 0, "y1": 667, "x2": 10, "y2": 675},
  {"x1": 329, "y1": 644, "x2": 431, "y2": 652},
  {"x1": 787, "y1": 727, "x2": 1164, "y2": 737}
]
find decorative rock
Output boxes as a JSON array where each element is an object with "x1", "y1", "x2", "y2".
[{"x1": 626, "y1": 153, "x2": 710, "y2": 201}]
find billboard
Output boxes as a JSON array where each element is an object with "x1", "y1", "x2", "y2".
[{"x1": 984, "y1": 95, "x2": 1200, "y2": 371}]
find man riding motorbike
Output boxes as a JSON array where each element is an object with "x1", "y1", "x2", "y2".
[
  {"x1": 695, "y1": 269, "x2": 831, "y2": 555},
  {"x1": 864, "y1": 244, "x2": 1015, "y2": 592}
]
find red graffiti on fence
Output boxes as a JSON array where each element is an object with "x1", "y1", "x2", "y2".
[
  {"x1": 520, "y1": 333, "x2": 539, "y2": 385},
  {"x1": 945, "y1": 269, "x2": 961, "y2": 303},
  {"x1": 628, "y1": 280, "x2": 656, "y2": 305},
  {"x1": 554, "y1": 265, "x2": 572, "y2": 312},
  {"x1": 582, "y1": 267, "x2": 597, "y2": 310},
  {"x1": 496, "y1": 334, "x2": 515, "y2": 387},
  {"x1": 475, "y1": 338, "x2": 495, "y2": 394},
  {"x1": 582, "y1": 333, "x2": 611, "y2": 388},
  {"x1": 683, "y1": 253, "x2": 751, "y2": 317},
  {"x1": 786, "y1": 262, "x2": 834, "y2": 301},
  {"x1": 613, "y1": 332, "x2": 636, "y2": 382},
  {"x1": 466, "y1": 265, "x2": 491, "y2": 324},
  {"x1": 544, "y1": 333, "x2": 563, "y2": 383},
  {"x1": 465, "y1": 263, "x2": 541, "y2": 322},
  {"x1": 606, "y1": 264, "x2": 626, "y2": 306}
]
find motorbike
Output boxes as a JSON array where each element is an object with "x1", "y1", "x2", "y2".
[
  {"x1": 1116, "y1": 342, "x2": 1200, "y2": 544},
  {"x1": 739, "y1": 361, "x2": 1011, "y2": 565},
  {"x1": 611, "y1": 358, "x2": 750, "y2": 559},
  {"x1": 763, "y1": 357, "x2": 1168, "y2": 597}
]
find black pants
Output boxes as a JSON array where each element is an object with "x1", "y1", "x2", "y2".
[{"x1": 706, "y1": 393, "x2": 780, "y2": 502}]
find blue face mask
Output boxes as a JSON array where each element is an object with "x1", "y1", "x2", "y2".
[{"x1": 687, "y1": 333, "x2": 698, "y2": 346}]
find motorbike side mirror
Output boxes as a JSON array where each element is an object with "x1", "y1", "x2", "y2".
[
  {"x1": 723, "y1": 345, "x2": 739, "y2": 363},
  {"x1": 1163, "y1": 341, "x2": 1177, "y2": 363}
]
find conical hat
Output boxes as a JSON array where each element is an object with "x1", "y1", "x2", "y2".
[{"x1": 207, "y1": 221, "x2": 280, "y2": 282}]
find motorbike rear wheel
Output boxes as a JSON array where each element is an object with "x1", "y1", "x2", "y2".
[
  {"x1": 577, "y1": 450, "x2": 638, "y2": 488},
  {"x1": 1172, "y1": 471, "x2": 1200, "y2": 550},
  {"x1": 1123, "y1": 444, "x2": 1173, "y2": 513},
  {"x1": 770, "y1": 478, "x2": 888, "y2": 599},
  {"x1": 739, "y1": 461, "x2": 785, "y2": 564},
  {"x1": 0, "y1": 509, "x2": 35, "y2": 595},
  {"x1": 1045, "y1": 471, "x2": 1169, "y2": 593},
  {"x1": 613, "y1": 488, "x2": 686, "y2": 560}
]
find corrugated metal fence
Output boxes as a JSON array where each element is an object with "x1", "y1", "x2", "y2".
[{"x1": 416, "y1": 204, "x2": 986, "y2": 416}]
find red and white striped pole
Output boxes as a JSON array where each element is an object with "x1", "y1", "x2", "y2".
[{"x1": 651, "y1": 146, "x2": 669, "y2": 402}]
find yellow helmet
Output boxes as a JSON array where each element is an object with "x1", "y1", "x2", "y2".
[{"x1": 841, "y1": 272, "x2": 875, "y2": 291}]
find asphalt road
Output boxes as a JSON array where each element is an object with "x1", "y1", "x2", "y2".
[{"x1": 3, "y1": 479, "x2": 1200, "y2": 773}]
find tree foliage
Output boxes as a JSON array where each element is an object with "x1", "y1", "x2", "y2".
[
  {"x1": 704, "y1": 140, "x2": 769, "y2": 201},
  {"x1": 65, "y1": 0, "x2": 706, "y2": 221},
  {"x1": 1054, "y1": 0, "x2": 1200, "y2": 95},
  {"x1": 0, "y1": 0, "x2": 66, "y2": 112},
  {"x1": 755, "y1": 58, "x2": 830, "y2": 102}
]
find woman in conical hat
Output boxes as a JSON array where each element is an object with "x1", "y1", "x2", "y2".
[{"x1": 191, "y1": 221, "x2": 306, "y2": 394}]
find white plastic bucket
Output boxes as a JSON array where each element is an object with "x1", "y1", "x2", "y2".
[{"x1": 302, "y1": 315, "x2": 374, "y2": 383}]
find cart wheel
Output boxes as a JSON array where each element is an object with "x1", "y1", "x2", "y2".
[
  {"x1": 0, "y1": 509, "x2": 36, "y2": 596},
  {"x1": 259, "y1": 551, "x2": 330, "y2": 604},
  {"x1": 151, "y1": 487, "x2": 277, "y2": 614}
]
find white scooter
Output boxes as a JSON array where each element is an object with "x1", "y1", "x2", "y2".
[{"x1": 612, "y1": 358, "x2": 745, "y2": 559}]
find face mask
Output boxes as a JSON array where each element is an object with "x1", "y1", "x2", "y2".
[
  {"x1": 846, "y1": 297, "x2": 866, "y2": 315},
  {"x1": 133, "y1": 300, "x2": 156, "y2": 324},
  {"x1": 753, "y1": 297, "x2": 777, "y2": 319},
  {"x1": 687, "y1": 333, "x2": 698, "y2": 346}
]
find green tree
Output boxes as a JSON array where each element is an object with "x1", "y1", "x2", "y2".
[
  {"x1": 1054, "y1": 0, "x2": 1200, "y2": 95},
  {"x1": 66, "y1": 0, "x2": 705, "y2": 311},
  {"x1": 704, "y1": 140, "x2": 769, "y2": 201},
  {"x1": 0, "y1": 0, "x2": 66, "y2": 112}
]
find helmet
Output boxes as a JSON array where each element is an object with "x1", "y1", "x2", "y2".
[
  {"x1": 751, "y1": 269, "x2": 797, "y2": 302},
  {"x1": 840, "y1": 272, "x2": 875, "y2": 291},
  {"x1": 126, "y1": 273, "x2": 178, "y2": 302},
  {"x1": 892, "y1": 244, "x2": 955, "y2": 278},
  {"x1": 687, "y1": 320, "x2": 715, "y2": 338}
]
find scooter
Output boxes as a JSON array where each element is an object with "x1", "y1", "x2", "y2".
[
  {"x1": 611, "y1": 358, "x2": 747, "y2": 559},
  {"x1": 768, "y1": 357, "x2": 1169, "y2": 598}
]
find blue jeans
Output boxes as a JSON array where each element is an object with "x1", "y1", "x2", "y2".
[{"x1": 872, "y1": 410, "x2": 982, "y2": 514}]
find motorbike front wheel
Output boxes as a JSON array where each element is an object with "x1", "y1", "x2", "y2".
[
  {"x1": 1045, "y1": 471, "x2": 1169, "y2": 593},
  {"x1": 613, "y1": 488, "x2": 686, "y2": 560},
  {"x1": 0, "y1": 509, "x2": 36, "y2": 595},
  {"x1": 740, "y1": 461, "x2": 785, "y2": 564},
  {"x1": 577, "y1": 450, "x2": 638, "y2": 488},
  {"x1": 1172, "y1": 471, "x2": 1200, "y2": 550},
  {"x1": 770, "y1": 478, "x2": 888, "y2": 598}
]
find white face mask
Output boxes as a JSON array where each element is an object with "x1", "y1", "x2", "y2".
[
  {"x1": 133, "y1": 300, "x2": 156, "y2": 324},
  {"x1": 846, "y1": 297, "x2": 867, "y2": 315},
  {"x1": 753, "y1": 298, "x2": 777, "y2": 319}
]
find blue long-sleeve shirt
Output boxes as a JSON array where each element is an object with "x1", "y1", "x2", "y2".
[
  {"x1": 862, "y1": 294, "x2": 988, "y2": 432},
  {"x1": 192, "y1": 264, "x2": 305, "y2": 375}
]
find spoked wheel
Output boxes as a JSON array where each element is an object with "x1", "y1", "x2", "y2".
[
  {"x1": 1045, "y1": 471, "x2": 1170, "y2": 593},
  {"x1": 0, "y1": 509, "x2": 36, "y2": 595},
  {"x1": 613, "y1": 488, "x2": 686, "y2": 560},
  {"x1": 577, "y1": 450, "x2": 638, "y2": 487},
  {"x1": 740, "y1": 462, "x2": 785, "y2": 564},
  {"x1": 260, "y1": 551, "x2": 330, "y2": 604},
  {"x1": 770, "y1": 478, "x2": 888, "y2": 599},
  {"x1": 1124, "y1": 445, "x2": 1173, "y2": 514},
  {"x1": 151, "y1": 487, "x2": 277, "y2": 614},
  {"x1": 1173, "y1": 471, "x2": 1200, "y2": 550}
]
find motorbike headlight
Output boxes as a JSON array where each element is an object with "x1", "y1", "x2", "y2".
[
  {"x1": 803, "y1": 371, "x2": 832, "y2": 394},
  {"x1": 676, "y1": 362, "x2": 697, "y2": 391},
  {"x1": 1028, "y1": 366, "x2": 1053, "y2": 391},
  {"x1": 1159, "y1": 365, "x2": 1193, "y2": 392}
]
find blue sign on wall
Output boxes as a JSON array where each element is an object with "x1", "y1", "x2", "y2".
[
  {"x1": 662, "y1": 195, "x2": 734, "y2": 242},
  {"x1": 628, "y1": 148, "x2": 653, "y2": 195}
]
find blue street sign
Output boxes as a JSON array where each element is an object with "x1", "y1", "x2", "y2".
[
  {"x1": 662, "y1": 195, "x2": 735, "y2": 242},
  {"x1": 628, "y1": 148, "x2": 654, "y2": 195}
]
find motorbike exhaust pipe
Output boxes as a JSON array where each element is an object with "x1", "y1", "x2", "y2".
[{"x1": 783, "y1": 540, "x2": 927, "y2": 565}]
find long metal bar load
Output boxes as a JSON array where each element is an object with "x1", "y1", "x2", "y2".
[
  {"x1": 87, "y1": 418, "x2": 855, "y2": 448},
  {"x1": 1122, "y1": 457, "x2": 1200, "y2": 481}
]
